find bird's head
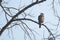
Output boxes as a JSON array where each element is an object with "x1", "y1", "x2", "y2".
[{"x1": 40, "y1": 13, "x2": 44, "y2": 16}]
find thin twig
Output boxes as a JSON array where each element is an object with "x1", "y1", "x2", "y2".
[{"x1": 0, "y1": 0, "x2": 46, "y2": 36}]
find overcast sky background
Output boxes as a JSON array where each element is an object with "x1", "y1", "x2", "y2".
[{"x1": 0, "y1": 0, "x2": 60, "y2": 40}]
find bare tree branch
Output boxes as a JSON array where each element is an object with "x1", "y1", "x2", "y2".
[
  {"x1": 13, "y1": 18, "x2": 55, "y2": 38},
  {"x1": 0, "y1": 4, "x2": 13, "y2": 17},
  {"x1": 0, "y1": 0, "x2": 46, "y2": 36}
]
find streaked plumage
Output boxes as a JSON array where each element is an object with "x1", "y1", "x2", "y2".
[{"x1": 38, "y1": 13, "x2": 44, "y2": 28}]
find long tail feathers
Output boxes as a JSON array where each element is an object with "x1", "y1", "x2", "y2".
[{"x1": 39, "y1": 24, "x2": 41, "y2": 28}]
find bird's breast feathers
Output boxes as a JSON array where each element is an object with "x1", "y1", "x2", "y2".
[{"x1": 40, "y1": 16, "x2": 44, "y2": 23}]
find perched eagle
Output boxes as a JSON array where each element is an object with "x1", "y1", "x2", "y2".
[{"x1": 38, "y1": 13, "x2": 44, "y2": 28}]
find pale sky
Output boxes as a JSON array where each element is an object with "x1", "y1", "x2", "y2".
[{"x1": 0, "y1": 0, "x2": 60, "y2": 40}]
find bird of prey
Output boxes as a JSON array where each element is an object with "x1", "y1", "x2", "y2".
[{"x1": 38, "y1": 13, "x2": 44, "y2": 28}]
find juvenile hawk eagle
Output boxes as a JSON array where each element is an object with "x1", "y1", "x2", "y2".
[{"x1": 38, "y1": 13, "x2": 44, "y2": 28}]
